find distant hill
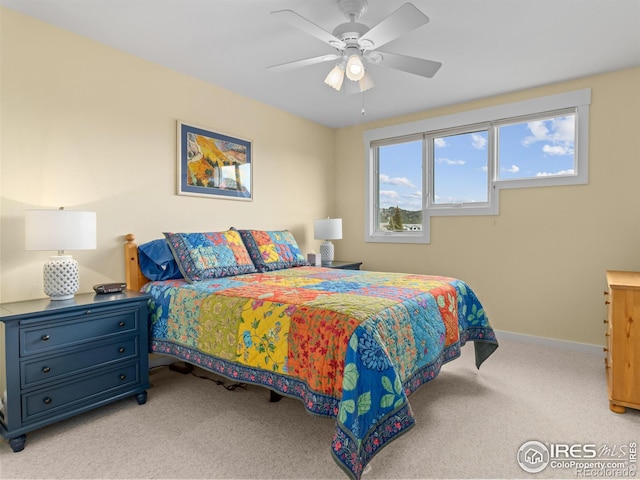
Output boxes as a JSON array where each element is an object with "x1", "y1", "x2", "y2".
[{"x1": 380, "y1": 207, "x2": 422, "y2": 225}]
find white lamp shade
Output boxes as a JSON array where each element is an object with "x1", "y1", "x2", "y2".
[
  {"x1": 25, "y1": 209, "x2": 97, "y2": 251},
  {"x1": 359, "y1": 72, "x2": 374, "y2": 92},
  {"x1": 324, "y1": 65, "x2": 345, "y2": 91},
  {"x1": 314, "y1": 218, "x2": 342, "y2": 241}
]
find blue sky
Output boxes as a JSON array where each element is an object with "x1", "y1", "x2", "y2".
[{"x1": 378, "y1": 114, "x2": 575, "y2": 210}]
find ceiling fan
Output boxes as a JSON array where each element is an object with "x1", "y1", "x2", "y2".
[{"x1": 267, "y1": 0, "x2": 442, "y2": 93}]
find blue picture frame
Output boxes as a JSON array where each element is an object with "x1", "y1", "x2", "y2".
[{"x1": 177, "y1": 121, "x2": 252, "y2": 200}]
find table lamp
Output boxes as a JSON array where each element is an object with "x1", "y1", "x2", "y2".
[
  {"x1": 25, "y1": 207, "x2": 97, "y2": 300},
  {"x1": 314, "y1": 218, "x2": 342, "y2": 265}
]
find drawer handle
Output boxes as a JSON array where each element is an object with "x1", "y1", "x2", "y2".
[
  {"x1": 118, "y1": 321, "x2": 126, "y2": 327},
  {"x1": 118, "y1": 347, "x2": 125, "y2": 353},
  {"x1": 42, "y1": 366, "x2": 51, "y2": 373},
  {"x1": 43, "y1": 397, "x2": 52, "y2": 405},
  {"x1": 119, "y1": 374, "x2": 126, "y2": 381},
  {"x1": 41, "y1": 334, "x2": 50, "y2": 342},
  {"x1": 604, "y1": 301, "x2": 611, "y2": 305}
]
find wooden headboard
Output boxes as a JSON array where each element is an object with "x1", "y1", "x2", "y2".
[{"x1": 124, "y1": 234, "x2": 150, "y2": 292}]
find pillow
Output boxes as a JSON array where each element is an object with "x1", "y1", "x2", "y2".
[
  {"x1": 239, "y1": 229, "x2": 308, "y2": 272},
  {"x1": 138, "y1": 239, "x2": 183, "y2": 281},
  {"x1": 163, "y1": 229, "x2": 257, "y2": 282}
]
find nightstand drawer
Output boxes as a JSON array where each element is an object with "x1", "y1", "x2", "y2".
[
  {"x1": 22, "y1": 337, "x2": 139, "y2": 388},
  {"x1": 20, "y1": 309, "x2": 138, "y2": 356},
  {"x1": 22, "y1": 362, "x2": 140, "y2": 423}
]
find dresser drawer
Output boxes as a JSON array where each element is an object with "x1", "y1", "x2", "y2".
[
  {"x1": 22, "y1": 362, "x2": 140, "y2": 423},
  {"x1": 21, "y1": 336, "x2": 139, "y2": 389},
  {"x1": 20, "y1": 308, "x2": 139, "y2": 356}
]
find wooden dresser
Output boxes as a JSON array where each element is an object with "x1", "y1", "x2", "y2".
[{"x1": 605, "y1": 270, "x2": 640, "y2": 413}]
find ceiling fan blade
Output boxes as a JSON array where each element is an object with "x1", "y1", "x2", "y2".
[
  {"x1": 271, "y1": 10, "x2": 346, "y2": 50},
  {"x1": 358, "y1": 3, "x2": 429, "y2": 50},
  {"x1": 267, "y1": 53, "x2": 342, "y2": 72},
  {"x1": 375, "y1": 51, "x2": 442, "y2": 78}
]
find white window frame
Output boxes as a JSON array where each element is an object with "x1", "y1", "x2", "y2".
[
  {"x1": 368, "y1": 134, "x2": 427, "y2": 243},
  {"x1": 493, "y1": 106, "x2": 585, "y2": 189},
  {"x1": 426, "y1": 122, "x2": 497, "y2": 216},
  {"x1": 364, "y1": 89, "x2": 591, "y2": 244}
]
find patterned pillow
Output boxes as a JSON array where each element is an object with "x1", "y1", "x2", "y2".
[
  {"x1": 163, "y1": 228, "x2": 257, "y2": 282},
  {"x1": 239, "y1": 229, "x2": 309, "y2": 272}
]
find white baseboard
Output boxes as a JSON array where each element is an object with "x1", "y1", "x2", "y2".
[{"x1": 494, "y1": 329, "x2": 604, "y2": 356}]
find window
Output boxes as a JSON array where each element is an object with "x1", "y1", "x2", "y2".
[
  {"x1": 364, "y1": 89, "x2": 590, "y2": 244},
  {"x1": 372, "y1": 136, "x2": 424, "y2": 237},
  {"x1": 431, "y1": 127, "x2": 490, "y2": 206},
  {"x1": 496, "y1": 110, "x2": 577, "y2": 184}
]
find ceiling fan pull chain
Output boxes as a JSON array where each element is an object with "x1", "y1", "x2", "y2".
[{"x1": 361, "y1": 91, "x2": 366, "y2": 116}]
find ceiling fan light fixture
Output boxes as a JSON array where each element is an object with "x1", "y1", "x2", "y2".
[
  {"x1": 358, "y1": 72, "x2": 374, "y2": 92},
  {"x1": 359, "y1": 38, "x2": 375, "y2": 49},
  {"x1": 324, "y1": 64, "x2": 345, "y2": 91},
  {"x1": 346, "y1": 54, "x2": 365, "y2": 81}
]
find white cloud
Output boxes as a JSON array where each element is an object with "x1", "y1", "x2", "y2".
[
  {"x1": 379, "y1": 189, "x2": 423, "y2": 210},
  {"x1": 434, "y1": 138, "x2": 447, "y2": 148},
  {"x1": 380, "y1": 173, "x2": 415, "y2": 188},
  {"x1": 380, "y1": 189, "x2": 399, "y2": 200},
  {"x1": 437, "y1": 157, "x2": 465, "y2": 165},
  {"x1": 505, "y1": 164, "x2": 520, "y2": 173},
  {"x1": 543, "y1": 144, "x2": 573, "y2": 156},
  {"x1": 550, "y1": 116, "x2": 575, "y2": 143},
  {"x1": 471, "y1": 133, "x2": 487, "y2": 150},
  {"x1": 400, "y1": 193, "x2": 422, "y2": 209},
  {"x1": 522, "y1": 115, "x2": 575, "y2": 157},
  {"x1": 536, "y1": 169, "x2": 575, "y2": 177},
  {"x1": 523, "y1": 121, "x2": 550, "y2": 146}
]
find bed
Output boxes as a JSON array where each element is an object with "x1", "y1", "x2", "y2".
[{"x1": 124, "y1": 230, "x2": 498, "y2": 479}]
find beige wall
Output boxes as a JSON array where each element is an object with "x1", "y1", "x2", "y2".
[
  {"x1": 334, "y1": 67, "x2": 640, "y2": 346},
  {"x1": 0, "y1": 8, "x2": 335, "y2": 303},
  {"x1": 2, "y1": 8, "x2": 639, "y2": 347}
]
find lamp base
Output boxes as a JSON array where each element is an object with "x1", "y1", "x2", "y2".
[
  {"x1": 43, "y1": 255, "x2": 79, "y2": 301},
  {"x1": 320, "y1": 240, "x2": 335, "y2": 265}
]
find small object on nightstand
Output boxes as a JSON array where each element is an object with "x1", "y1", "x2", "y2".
[
  {"x1": 323, "y1": 261, "x2": 362, "y2": 270},
  {"x1": 93, "y1": 282, "x2": 127, "y2": 294},
  {"x1": 307, "y1": 252, "x2": 322, "y2": 266}
]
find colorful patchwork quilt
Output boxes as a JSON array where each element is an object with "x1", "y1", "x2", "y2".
[{"x1": 143, "y1": 266, "x2": 498, "y2": 479}]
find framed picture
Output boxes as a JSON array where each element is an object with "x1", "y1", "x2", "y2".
[{"x1": 177, "y1": 121, "x2": 252, "y2": 200}]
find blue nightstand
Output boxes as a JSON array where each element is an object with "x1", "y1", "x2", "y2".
[{"x1": 0, "y1": 291, "x2": 150, "y2": 452}]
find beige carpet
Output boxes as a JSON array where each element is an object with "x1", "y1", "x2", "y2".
[{"x1": 1, "y1": 338, "x2": 638, "y2": 479}]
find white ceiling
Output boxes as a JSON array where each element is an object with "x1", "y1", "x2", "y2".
[{"x1": 2, "y1": 0, "x2": 639, "y2": 129}]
